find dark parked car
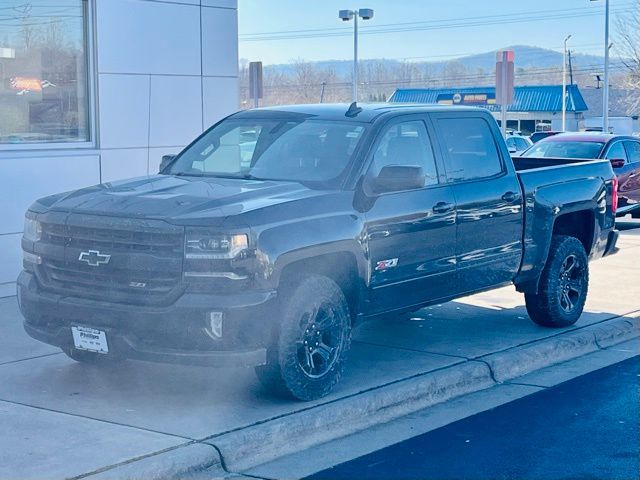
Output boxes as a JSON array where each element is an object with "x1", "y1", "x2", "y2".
[
  {"x1": 530, "y1": 131, "x2": 562, "y2": 143},
  {"x1": 522, "y1": 132, "x2": 640, "y2": 217},
  {"x1": 19, "y1": 104, "x2": 619, "y2": 400}
]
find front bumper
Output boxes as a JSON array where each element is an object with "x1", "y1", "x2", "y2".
[{"x1": 17, "y1": 271, "x2": 274, "y2": 367}]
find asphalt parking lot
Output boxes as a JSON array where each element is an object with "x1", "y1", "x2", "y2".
[
  {"x1": 308, "y1": 356, "x2": 640, "y2": 480},
  {"x1": 1, "y1": 219, "x2": 639, "y2": 479}
]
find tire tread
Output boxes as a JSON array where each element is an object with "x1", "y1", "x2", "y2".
[{"x1": 525, "y1": 235, "x2": 589, "y2": 328}]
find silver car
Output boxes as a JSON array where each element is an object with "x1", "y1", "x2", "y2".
[{"x1": 506, "y1": 134, "x2": 533, "y2": 156}]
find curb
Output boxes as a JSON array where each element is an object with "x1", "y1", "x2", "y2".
[
  {"x1": 80, "y1": 443, "x2": 225, "y2": 480},
  {"x1": 206, "y1": 314, "x2": 640, "y2": 473},
  {"x1": 79, "y1": 313, "x2": 639, "y2": 479},
  {"x1": 206, "y1": 361, "x2": 494, "y2": 471},
  {"x1": 483, "y1": 315, "x2": 640, "y2": 383}
]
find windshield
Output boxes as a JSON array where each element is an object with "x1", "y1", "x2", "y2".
[
  {"x1": 168, "y1": 117, "x2": 367, "y2": 187},
  {"x1": 522, "y1": 140, "x2": 605, "y2": 159}
]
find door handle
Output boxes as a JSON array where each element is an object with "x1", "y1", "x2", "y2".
[
  {"x1": 433, "y1": 201, "x2": 454, "y2": 214},
  {"x1": 502, "y1": 191, "x2": 518, "y2": 202}
]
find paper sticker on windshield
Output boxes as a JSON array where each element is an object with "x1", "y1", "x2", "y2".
[{"x1": 375, "y1": 258, "x2": 398, "y2": 271}]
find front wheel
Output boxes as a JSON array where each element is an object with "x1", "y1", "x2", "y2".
[
  {"x1": 525, "y1": 235, "x2": 589, "y2": 328},
  {"x1": 255, "y1": 275, "x2": 351, "y2": 401}
]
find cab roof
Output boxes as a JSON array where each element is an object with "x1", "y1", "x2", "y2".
[{"x1": 232, "y1": 103, "x2": 486, "y2": 123}]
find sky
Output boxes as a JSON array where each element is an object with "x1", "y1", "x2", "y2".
[{"x1": 238, "y1": 0, "x2": 636, "y2": 65}]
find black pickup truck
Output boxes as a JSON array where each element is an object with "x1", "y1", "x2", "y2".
[{"x1": 18, "y1": 104, "x2": 619, "y2": 400}]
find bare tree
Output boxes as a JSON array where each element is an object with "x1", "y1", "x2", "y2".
[
  {"x1": 615, "y1": 0, "x2": 640, "y2": 111},
  {"x1": 441, "y1": 60, "x2": 468, "y2": 87},
  {"x1": 615, "y1": 0, "x2": 640, "y2": 75}
]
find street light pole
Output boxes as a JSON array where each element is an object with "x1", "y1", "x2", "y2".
[
  {"x1": 353, "y1": 12, "x2": 358, "y2": 102},
  {"x1": 603, "y1": 0, "x2": 610, "y2": 133},
  {"x1": 591, "y1": 0, "x2": 611, "y2": 132},
  {"x1": 339, "y1": 8, "x2": 374, "y2": 103},
  {"x1": 562, "y1": 34, "x2": 571, "y2": 132}
]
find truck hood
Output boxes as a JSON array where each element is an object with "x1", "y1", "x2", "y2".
[{"x1": 35, "y1": 175, "x2": 324, "y2": 225}]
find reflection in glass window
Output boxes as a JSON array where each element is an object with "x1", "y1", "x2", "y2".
[
  {"x1": 523, "y1": 141, "x2": 605, "y2": 159},
  {"x1": 438, "y1": 117, "x2": 503, "y2": 182},
  {"x1": 169, "y1": 118, "x2": 366, "y2": 188},
  {"x1": 372, "y1": 121, "x2": 439, "y2": 186},
  {"x1": 0, "y1": 1, "x2": 89, "y2": 145}
]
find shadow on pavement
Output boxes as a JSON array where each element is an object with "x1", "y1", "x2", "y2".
[{"x1": 0, "y1": 295, "x2": 632, "y2": 440}]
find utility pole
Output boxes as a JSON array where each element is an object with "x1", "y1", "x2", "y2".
[
  {"x1": 603, "y1": 0, "x2": 610, "y2": 133},
  {"x1": 568, "y1": 49, "x2": 574, "y2": 85},
  {"x1": 562, "y1": 34, "x2": 572, "y2": 132},
  {"x1": 590, "y1": 0, "x2": 611, "y2": 132}
]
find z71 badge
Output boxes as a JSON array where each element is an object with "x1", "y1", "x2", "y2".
[{"x1": 375, "y1": 258, "x2": 398, "y2": 271}]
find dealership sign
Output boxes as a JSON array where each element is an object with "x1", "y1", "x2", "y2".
[{"x1": 436, "y1": 92, "x2": 496, "y2": 105}]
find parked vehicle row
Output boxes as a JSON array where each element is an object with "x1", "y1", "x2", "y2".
[
  {"x1": 19, "y1": 104, "x2": 619, "y2": 401},
  {"x1": 521, "y1": 132, "x2": 640, "y2": 218}
]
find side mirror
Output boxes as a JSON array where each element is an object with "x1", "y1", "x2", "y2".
[
  {"x1": 159, "y1": 154, "x2": 176, "y2": 173},
  {"x1": 372, "y1": 165, "x2": 425, "y2": 193},
  {"x1": 609, "y1": 158, "x2": 625, "y2": 169}
]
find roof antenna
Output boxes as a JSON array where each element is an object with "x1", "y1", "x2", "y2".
[{"x1": 345, "y1": 102, "x2": 362, "y2": 118}]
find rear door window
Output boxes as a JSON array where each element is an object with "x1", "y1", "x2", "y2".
[
  {"x1": 515, "y1": 137, "x2": 530, "y2": 151},
  {"x1": 623, "y1": 141, "x2": 640, "y2": 163},
  {"x1": 605, "y1": 142, "x2": 628, "y2": 163},
  {"x1": 437, "y1": 117, "x2": 504, "y2": 182}
]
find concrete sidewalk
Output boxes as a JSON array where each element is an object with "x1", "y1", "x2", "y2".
[{"x1": 0, "y1": 224, "x2": 638, "y2": 479}]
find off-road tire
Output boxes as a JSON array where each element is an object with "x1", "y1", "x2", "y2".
[
  {"x1": 525, "y1": 235, "x2": 589, "y2": 328},
  {"x1": 255, "y1": 275, "x2": 351, "y2": 401}
]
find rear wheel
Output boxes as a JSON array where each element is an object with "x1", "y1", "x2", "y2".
[
  {"x1": 255, "y1": 275, "x2": 351, "y2": 401},
  {"x1": 525, "y1": 235, "x2": 589, "y2": 328}
]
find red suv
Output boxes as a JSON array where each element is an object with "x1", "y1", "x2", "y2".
[{"x1": 522, "y1": 133, "x2": 640, "y2": 218}]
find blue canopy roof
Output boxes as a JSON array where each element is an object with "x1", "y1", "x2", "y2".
[{"x1": 389, "y1": 85, "x2": 588, "y2": 112}]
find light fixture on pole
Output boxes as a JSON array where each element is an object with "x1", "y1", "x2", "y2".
[
  {"x1": 339, "y1": 8, "x2": 374, "y2": 103},
  {"x1": 590, "y1": 0, "x2": 610, "y2": 133},
  {"x1": 562, "y1": 34, "x2": 572, "y2": 132}
]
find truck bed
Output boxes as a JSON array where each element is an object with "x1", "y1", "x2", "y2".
[{"x1": 511, "y1": 155, "x2": 616, "y2": 291}]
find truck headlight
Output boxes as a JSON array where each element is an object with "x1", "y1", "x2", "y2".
[
  {"x1": 185, "y1": 230, "x2": 249, "y2": 260},
  {"x1": 23, "y1": 213, "x2": 42, "y2": 242}
]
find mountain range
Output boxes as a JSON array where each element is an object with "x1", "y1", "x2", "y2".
[{"x1": 260, "y1": 45, "x2": 607, "y2": 77}]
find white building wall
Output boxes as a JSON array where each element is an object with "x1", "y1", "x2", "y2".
[{"x1": 0, "y1": 0, "x2": 239, "y2": 297}]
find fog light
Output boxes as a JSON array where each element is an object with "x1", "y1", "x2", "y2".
[
  {"x1": 23, "y1": 251, "x2": 42, "y2": 264},
  {"x1": 204, "y1": 311, "x2": 223, "y2": 340}
]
